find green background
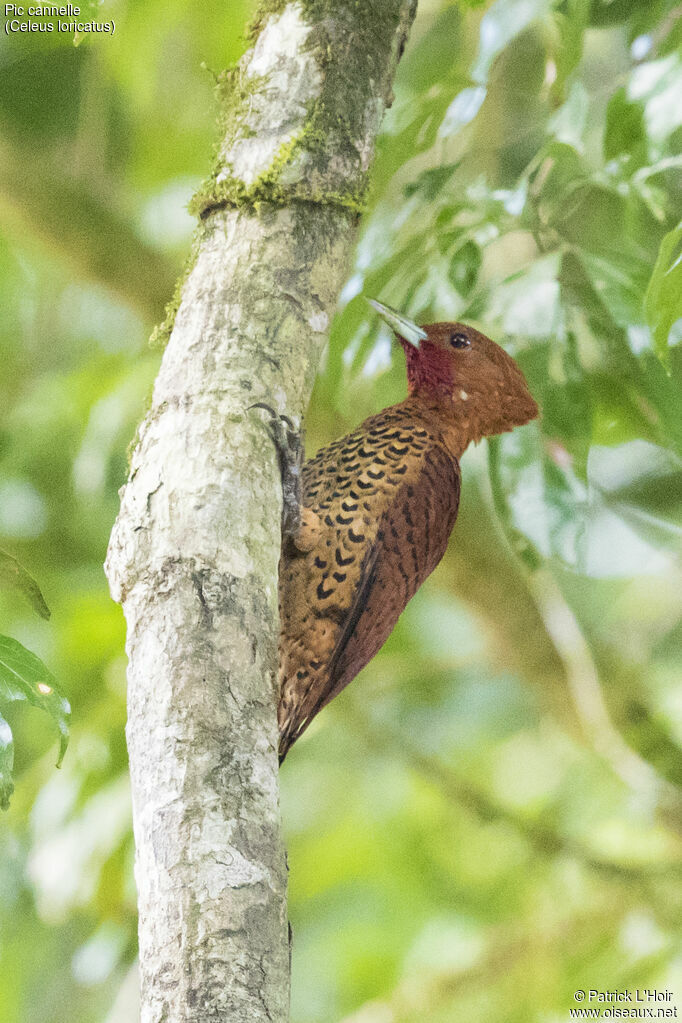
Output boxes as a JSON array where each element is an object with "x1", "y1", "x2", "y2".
[{"x1": 0, "y1": 0, "x2": 681, "y2": 1019}]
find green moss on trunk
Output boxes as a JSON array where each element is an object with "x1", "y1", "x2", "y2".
[
  {"x1": 191, "y1": 0, "x2": 411, "y2": 217},
  {"x1": 156, "y1": 0, "x2": 415, "y2": 346}
]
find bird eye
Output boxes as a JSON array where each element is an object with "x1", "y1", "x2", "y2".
[{"x1": 449, "y1": 332, "x2": 471, "y2": 349}]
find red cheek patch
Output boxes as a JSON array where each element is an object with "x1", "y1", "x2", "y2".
[{"x1": 402, "y1": 341, "x2": 454, "y2": 396}]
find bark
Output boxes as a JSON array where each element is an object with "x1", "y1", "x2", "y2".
[{"x1": 105, "y1": 2, "x2": 418, "y2": 1021}]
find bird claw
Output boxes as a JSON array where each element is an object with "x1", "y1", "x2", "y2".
[
  {"x1": 249, "y1": 403, "x2": 297, "y2": 439},
  {"x1": 249, "y1": 403, "x2": 305, "y2": 541}
]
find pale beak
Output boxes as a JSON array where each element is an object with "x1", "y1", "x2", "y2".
[{"x1": 367, "y1": 298, "x2": 427, "y2": 349}]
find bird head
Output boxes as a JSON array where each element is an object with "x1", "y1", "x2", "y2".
[{"x1": 369, "y1": 299, "x2": 538, "y2": 441}]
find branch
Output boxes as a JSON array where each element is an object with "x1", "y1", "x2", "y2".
[
  {"x1": 339, "y1": 909, "x2": 656, "y2": 1023},
  {"x1": 440, "y1": 475, "x2": 682, "y2": 832},
  {"x1": 438, "y1": 474, "x2": 574, "y2": 726},
  {"x1": 346, "y1": 707, "x2": 682, "y2": 887},
  {"x1": 0, "y1": 134, "x2": 177, "y2": 320},
  {"x1": 531, "y1": 571, "x2": 682, "y2": 834},
  {"x1": 105, "y1": 2, "x2": 418, "y2": 1020},
  {"x1": 566, "y1": 610, "x2": 682, "y2": 796}
]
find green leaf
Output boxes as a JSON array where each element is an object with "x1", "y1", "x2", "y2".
[
  {"x1": 551, "y1": 0, "x2": 590, "y2": 102},
  {"x1": 447, "y1": 240, "x2": 482, "y2": 297},
  {"x1": 488, "y1": 436, "x2": 543, "y2": 570},
  {"x1": 604, "y1": 87, "x2": 647, "y2": 166},
  {"x1": 471, "y1": 0, "x2": 553, "y2": 85},
  {"x1": 404, "y1": 163, "x2": 459, "y2": 201},
  {"x1": 589, "y1": 0, "x2": 641, "y2": 26},
  {"x1": 582, "y1": 441, "x2": 682, "y2": 576},
  {"x1": 0, "y1": 547, "x2": 51, "y2": 620},
  {"x1": 0, "y1": 710, "x2": 14, "y2": 811},
  {"x1": 520, "y1": 336, "x2": 593, "y2": 466},
  {"x1": 492, "y1": 425, "x2": 682, "y2": 577},
  {"x1": 0, "y1": 634, "x2": 70, "y2": 808},
  {"x1": 588, "y1": 439, "x2": 682, "y2": 542},
  {"x1": 644, "y1": 222, "x2": 682, "y2": 365}
]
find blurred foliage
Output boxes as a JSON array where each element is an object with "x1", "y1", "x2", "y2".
[
  {"x1": 0, "y1": 0, "x2": 681, "y2": 1021},
  {"x1": 0, "y1": 548, "x2": 70, "y2": 810}
]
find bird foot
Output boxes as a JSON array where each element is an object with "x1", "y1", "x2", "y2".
[{"x1": 249, "y1": 404, "x2": 320, "y2": 551}]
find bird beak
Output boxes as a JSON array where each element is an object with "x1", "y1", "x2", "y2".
[{"x1": 367, "y1": 298, "x2": 427, "y2": 349}]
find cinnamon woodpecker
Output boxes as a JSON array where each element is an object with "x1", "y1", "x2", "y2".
[{"x1": 273, "y1": 300, "x2": 538, "y2": 761}]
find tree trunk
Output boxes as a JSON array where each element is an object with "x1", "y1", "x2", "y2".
[{"x1": 104, "y1": 2, "x2": 418, "y2": 1020}]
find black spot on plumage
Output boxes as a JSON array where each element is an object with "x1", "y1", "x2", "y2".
[
  {"x1": 423, "y1": 490, "x2": 432, "y2": 562},
  {"x1": 357, "y1": 478, "x2": 372, "y2": 490},
  {"x1": 336, "y1": 513, "x2": 354, "y2": 525},
  {"x1": 335, "y1": 548, "x2": 354, "y2": 566},
  {"x1": 333, "y1": 571, "x2": 346, "y2": 583},
  {"x1": 396, "y1": 556, "x2": 410, "y2": 584},
  {"x1": 367, "y1": 468, "x2": 385, "y2": 480},
  {"x1": 317, "y1": 580, "x2": 334, "y2": 600},
  {"x1": 348, "y1": 527, "x2": 366, "y2": 543},
  {"x1": 314, "y1": 556, "x2": 327, "y2": 568}
]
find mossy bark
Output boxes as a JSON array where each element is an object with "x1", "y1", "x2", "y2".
[
  {"x1": 105, "y1": 2, "x2": 418, "y2": 1021},
  {"x1": 191, "y1": 1, "x2": 415, "y2": 220}
]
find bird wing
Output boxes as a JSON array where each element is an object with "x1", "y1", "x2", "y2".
[
  {"x1": 278, "y1": 407, "x2": 461, "y2": 757},
  {"x1": 320, "y1": 437, "x2": 460, "y2": 708}
]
